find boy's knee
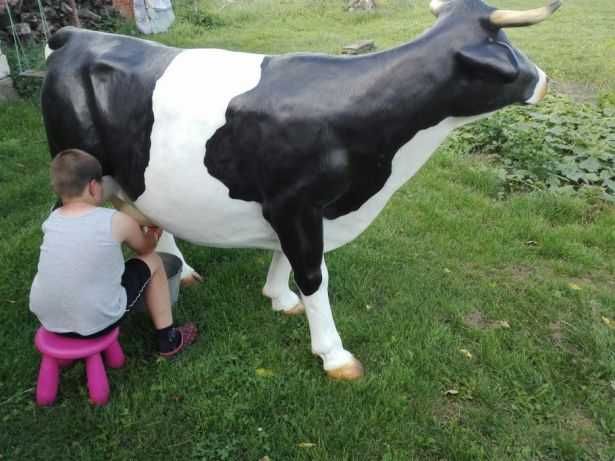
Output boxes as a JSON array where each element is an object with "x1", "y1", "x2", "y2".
[{"x1": 137, "y1": 252, "x2": 162, "y2": 274}]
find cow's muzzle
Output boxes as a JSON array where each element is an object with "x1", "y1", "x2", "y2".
[{"x1": 525, "y1": 67, "x2": 548, "y2": 105}]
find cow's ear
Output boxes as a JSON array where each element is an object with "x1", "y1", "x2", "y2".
[{"x1": 456, "y1": 42, "x2": 520, "y2": 82}]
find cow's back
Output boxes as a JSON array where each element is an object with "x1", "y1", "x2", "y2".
[{"x1": 42, "y1": 27, "x2": 180, "y2": 200}]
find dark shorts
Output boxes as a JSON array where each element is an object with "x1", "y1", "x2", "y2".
[
  {"x1": 122, "y1": 258, "x2": 152, "y2": 311},
  {"x1": 59, "y1": 258, "x2": 152, "y2": 339}
]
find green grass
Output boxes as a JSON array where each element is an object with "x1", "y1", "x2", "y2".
[{"x1": 1, "y1": 0, "x2": 615, "y2": 459}]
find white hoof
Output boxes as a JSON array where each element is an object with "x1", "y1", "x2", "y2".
[
  {"x1": 326, "y1": 357, "x2": 365, "y2": 381},
  {"x1": 181, "y1": 271, "x2": 203, "y2": 287},
  {"x1": 282, "y1": 302, "x2": 305, "y2": 316}
]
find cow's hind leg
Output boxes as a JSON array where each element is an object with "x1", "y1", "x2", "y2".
[
  {"x1": 262, "y1": 251, "x2": 304, "y2": 315},
  {"x1": 265, "y1": 203, "x2": 363, "y2": 380},
  {"x1": 155, "y1": 231, "x2": 203, "y2": 286}
]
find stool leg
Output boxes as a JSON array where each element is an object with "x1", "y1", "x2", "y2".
[
  {"x1": 36, "y1": 355, "x2": 60, "y2": 406},
  {"x1": 104, "y1": 340, "x2": 125, "y2": 369},
  {"x1": 85, "y1": 353, "x2": 109, "y2": 406}
]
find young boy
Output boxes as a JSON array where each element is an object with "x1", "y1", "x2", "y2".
[{"x1": 30, "y1": 149, "x2": 197, "y2": 357}]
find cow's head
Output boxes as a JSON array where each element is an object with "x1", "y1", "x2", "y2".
[{"x1": 430, "y1": 0, "x2": 561, "y2": 116}]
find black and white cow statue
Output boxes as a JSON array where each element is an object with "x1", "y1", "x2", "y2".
[{"x1": 41, "y1": 0, "x2": 561, "y2": 380}]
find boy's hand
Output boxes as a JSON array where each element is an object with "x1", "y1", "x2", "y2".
[
  {"x1": 143, "y1": 226, "x2": 162, "y2": 242},
  {"x1": 112, "y1": 212, "x2": 162, "y2": 255}
]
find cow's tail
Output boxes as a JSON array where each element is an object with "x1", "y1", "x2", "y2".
[{"x1": 44, "y1": 26, "x2": 79, "y2": 61}]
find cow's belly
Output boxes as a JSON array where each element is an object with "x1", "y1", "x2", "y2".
[
  {"x1": 134, "y1": 49, "x2": 280, "y2": 249},
  {"x1": 323, "y1": 116, "x2": 478, "y2": 251}
]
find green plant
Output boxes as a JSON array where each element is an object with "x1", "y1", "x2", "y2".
[
  {"x1": 177, "y1": 2, "x2": 225, "y2": 29},
  {"x1": 452, "y1": 95, "x2": 615, "y2": 201}
]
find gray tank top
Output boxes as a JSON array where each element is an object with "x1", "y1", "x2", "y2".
[{"x1": 30, "y1": 207, "x2": 127, "y2": 335}]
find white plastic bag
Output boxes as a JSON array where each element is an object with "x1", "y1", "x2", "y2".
[{"x1": 134, "y1": 0, "x2": 175, "y2": 34}]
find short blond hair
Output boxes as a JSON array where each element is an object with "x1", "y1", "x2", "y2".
[{"x1": 51, "y1": 149, "x2": 102, "y2": 199}]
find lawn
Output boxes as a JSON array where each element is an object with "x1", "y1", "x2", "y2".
[{"x1": 1, "y1": 0, "x2": 615, "y2": 460}]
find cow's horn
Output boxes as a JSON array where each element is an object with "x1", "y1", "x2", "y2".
[
  {"x1": 430, "y1": 0, "x2": 452, "y2": 17},
  {"x1": 490, "y1": 0, "x2": 561, "y2": 28}
]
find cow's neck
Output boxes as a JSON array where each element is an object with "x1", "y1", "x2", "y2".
[
  {"x1": 355, "y1": 28, "x2": 456, "y2": 149},
  {"x1": 323, "y1": 27, "x2": 476, "y2": 219}
]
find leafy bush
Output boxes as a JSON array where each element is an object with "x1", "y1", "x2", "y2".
[
  {"x1": 177, "y1": 3, "x2": 225, "y2": 29},
  {"x1": 12, "y1": 74, "x2": 42, "y2": 101},
  {"x1": 452, "y1": 95, "x2": 615, "y2": 201},
  {"x1": 1, "y1": 40, "x2": 44, "y2": 100}
]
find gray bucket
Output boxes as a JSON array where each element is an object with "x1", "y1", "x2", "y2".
[{"x1": 132, "y1": 252, "x2": 182, "y2": 312}]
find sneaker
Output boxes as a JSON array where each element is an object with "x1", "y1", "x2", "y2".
[{"x1": 159, "y1": 322, "x2": 198, "y2": 359}]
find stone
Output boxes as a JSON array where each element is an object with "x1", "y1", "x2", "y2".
[
  {"x1": 79, "y1": 8, "x2": 101, "y2": 21},
  {"x1": 44, "y1": 6, "x2": 58, "y2": 19},
  {"x1": 0, "y1": 50, "x2": 9, "y2": 79},
  {"x1": 0, "y1": 77, "x2": 19, "y2": 103},
  {"x1": 60, "y1": 2, "x2": 73, "y2": 15},
  {"x1": 342, "y1": 39, "x2": 376, "y2": 55},
  {"x1": 21, "y1": 13, "x2": 40, "y2": 24},
  {"x1": 13, "y1": 22, "x2": 31, "y2": 38},
  {"x1": 2, "y1": 1, "x2": 121, "y2": 41},
  {"x1": 347, "y1": 0, "x2": 376, "y2": 11}
]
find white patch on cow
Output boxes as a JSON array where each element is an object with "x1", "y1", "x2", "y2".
[
  {"x1": 526, "y1": 66, "x2": 547, "y2": 105},
  {"x1": 323, "y1": 115, "x2": 486, "y2": 251},
  {"x1": 137, "y1": 49, "x2": 280, "y2": 249}
]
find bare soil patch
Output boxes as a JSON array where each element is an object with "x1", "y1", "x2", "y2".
[
  {"x1": 551, "y1": 80, "x2": 599, "y2": 104},
  {"x1": 463, "y1": 310, "x2": 510, "y2": 331}
]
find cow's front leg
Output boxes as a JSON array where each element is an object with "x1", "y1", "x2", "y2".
[
  {"x1": 302, "y1": 258, "x2": 364, "y2": 379},
  {"x1": 262, "y1": 251, "x2": 304, "y2": 315},
  {"x1": 154, "y1": 231, "x2": 203, "y2": 286},
  {"x1": 265, "y1": 204, "x2": 363, "y2": 380}
]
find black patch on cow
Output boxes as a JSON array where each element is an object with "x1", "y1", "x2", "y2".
[
  {"x1": 42, "y1": 27, "x2": 181, "y2": 200},
  {"x1": 205, "y1": 53, "x2": 414, "y2": 219}
]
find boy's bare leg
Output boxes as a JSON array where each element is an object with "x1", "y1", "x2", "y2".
[
  {"x1": 133, "y1": 251, "x2": 198, "y2": 356},
  {"x1": 136, "y1": 252, "x2": 173, "y2": 328}
]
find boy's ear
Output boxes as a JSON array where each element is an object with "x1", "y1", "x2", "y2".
[
  {"x1": 87, "y1": 179, "x2": 98, "y2": 197},
  {"x1": 456, "y1": 42, "x2": 520, "y2": 82}
]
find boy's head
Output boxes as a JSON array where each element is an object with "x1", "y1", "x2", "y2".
[{"x1": 51, "y1": 149, "x2": 103, "y2": 201}]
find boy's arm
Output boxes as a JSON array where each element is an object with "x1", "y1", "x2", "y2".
[{"x1": 112, "y1": 212, "x2": 161, "y2": 255}]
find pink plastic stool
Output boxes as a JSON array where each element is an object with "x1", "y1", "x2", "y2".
[{"x1": 34, "y1": 327, "x2": 125, "y2": 406}]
